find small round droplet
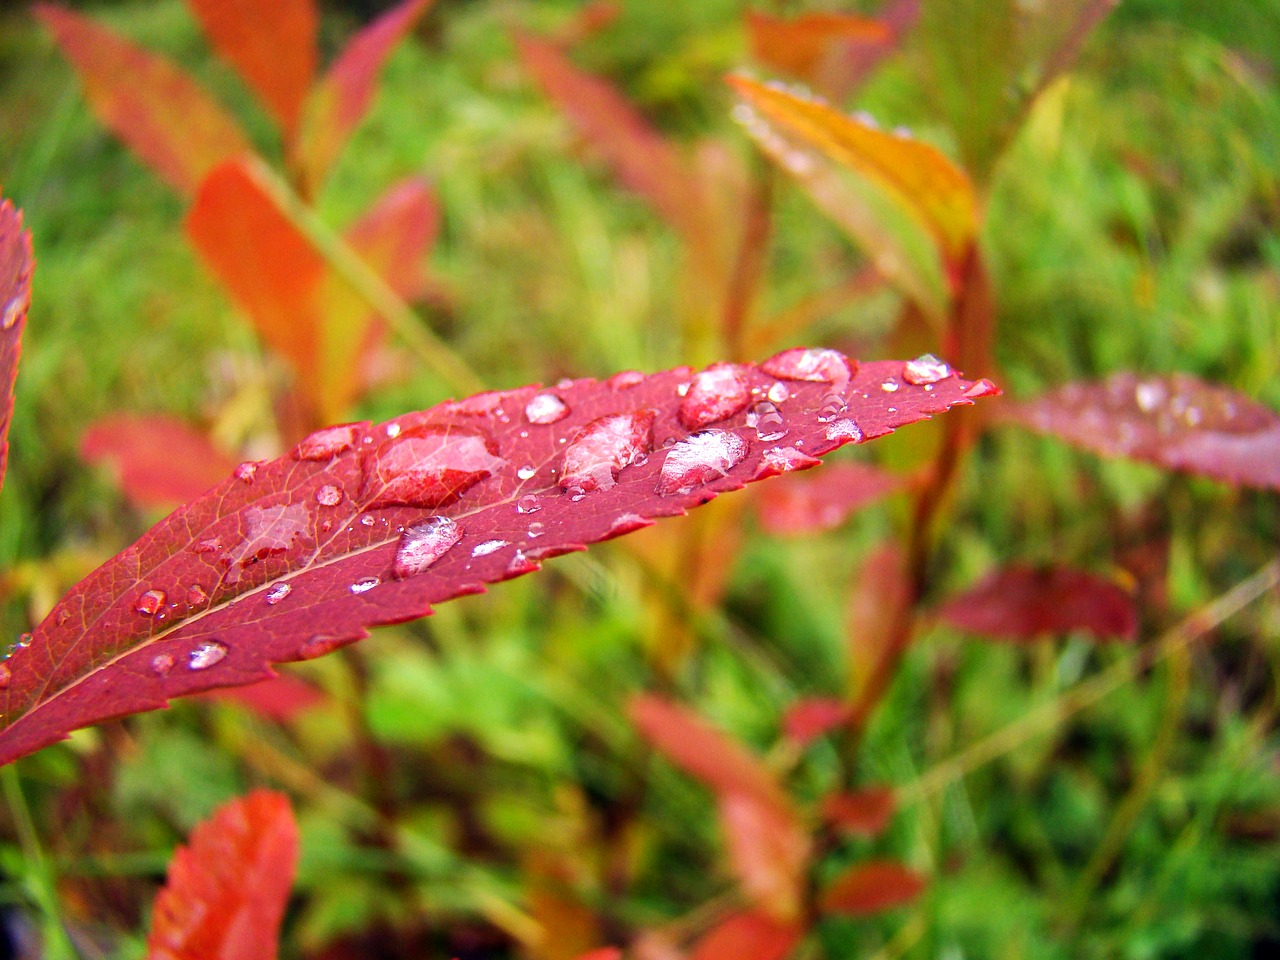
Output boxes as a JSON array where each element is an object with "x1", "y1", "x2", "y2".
[
  {"x1": 136, "y1": 589, "x2": 166, "y2": 616},
  {"x1": 517, "y1": 465, "x2": 536, "y2": 480},
  {"x1": 525, "y1": 393, "x2": 570, "y2": 425},
  {"x1": 902, "y1": 354, "x2": 953, "y2": 385},
  {"x1": 826, "y1": 418, "x2": 864, "y2": 443},
  {"x1": 746, "y1": 401, "x2": 787, "y2": 442},
  {"x1": 315, "y1": 484, "x2": 343, "y2": 507},
  {"x1": 767, "y1": 382, "x2": 790, "y2": 404},
  {"x1": 517, "y1": 494, "x2": 541, "y2": 514},
  {"x1": 0, "y1": 664, "x2": 10, "y2": 689},
  {"x1": 14, "y1": 632, "x2": 31, "y2": 650},
  {"x1": 150, "y1": 654, "x2": 174, "y2": 677},
  {"x1": 349, "y1": 577, "x2": 380, "y2": 594},
  {"x1": 472, "y1": 539, "x2": 508, "y2": 558},
  {"x1": 233, "y1": 461, "x2": 260, "y2": 483},
  {"x1": 385, "y1": 422, "x2": 402, "y2": 438},
  {"x1": 393, "y1": 516, "x2": 462, "y2": 579},
  {"x1": 656, "y1": 430, "x2": 749, "y2": 496},
  {"x1": 188, "y1": 640, "x2": 228, "y2": 671},
  {"x1": 527, "y1": 521, "x2": 545, "y2": 539},
  {"x1": 880, "y1": 378, "x2": 901, "y2": 393},
  {"x1": 1134, "y1": 381, "x2": 1164, "y2": 413},
  {"x1": 817, "y1": 394, "x2": 847, "y2": 423},
  {"x1": 265, "y1": 582, "x2": 292, "y2": 605},
  {"x1": 186, "y1": 584, "x2": 209, "y2": 607}
]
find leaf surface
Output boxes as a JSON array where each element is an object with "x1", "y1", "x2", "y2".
[
  {"x1": 145, "y1": 789, "x2": 298, "y2": 960},
  {"x1": 81, "y1": 415, "x2": 236, "y2": 510},
  {"x1": 188, "y1": 0, "x2": 317, "y2": 139},
  {"x1": 0, "y1": 199, "x2": 33, "y2": 496},
  {"x1": 0, "y1": 352, "x2": 997, "y2": 767},
  {"x1": 819, "y1": 860, "x2": 925, "y2": 916},
  {"x1": 934, "y1": 565, "x2": 1137, "y2": 642},
  {"x1": 746, "y1": 11, "x2": 893, "y2": 102},
  {"x1": 688, "y1": 912, "x2": 801, "y2": 960},
  {"x1": 36, "y1": 4, "x2": 252, "y2": 195},
  {"x1": 757, "y1": 462, "x2": 903, "y2": 535},
  {"x1": 1006, "y1": 373, "x2": 1280, "y2": 491}
]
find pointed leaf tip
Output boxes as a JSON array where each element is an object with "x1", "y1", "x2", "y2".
[{"x1": 0, "y1": 198, "x2": 33, "y2": 496}]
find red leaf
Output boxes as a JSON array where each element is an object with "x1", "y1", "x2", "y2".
[
  {"x1": 1006, "y1": 373, "x2": 1280, "y2": 491},
  {"x1": 0, "y1": 352, "x2": 996, "y2": 766},
  {"x1": 821, "y1": 787, "x2": 896, "y2": 837},
  {"x1": 757, "y1": 462, "x2": 903, "y2": 535},
  {"x1": 572, "y1": 951, "x2": 621, "y2": 960},
  {"x1": 719, "y1": 792, "x2": 811, "y2": 920},
  {"x1": 933, "y1": 565, "x2": 1137, "y2": 642},
  {"x1": 188, "y1": 0, "x2": 317, "y2": 140},
  {"x1": 195, "y1": 673, "x2": 326, "y2": 722},
  {"x1": 81, "y1": 415, "x2": 236, "y2": 510},
  {"x1": 781, "y1": 697, "x2": 848, "y2": 746},
  {"x1": 747, "y1": 11, "x2": 893, "y2": 102},
  {"x1": 36, "y1": 4, "x2": 252, "y2": 196},
  {"x1": 145, "y1": 789, "x2": 298, "y2": 960},
  {"x1": 0, "y1": 198, "x2": 33, "y2": 496},
  {"x1": 688, "y1": 912, "x2": 801, "y2": 960},
  {"x1": 820, "y1": 860, "x2": 925, "y2": 916},
  {"x1": 295, "y1": 0, "x2": 433, "y2": 195}
]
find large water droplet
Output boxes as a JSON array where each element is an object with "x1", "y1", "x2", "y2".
[
  {"x1": 525, "y1": 393, "x2": 570, "y2": 425},
  {"x1": 361, "y1": 425, "x2": 505, "y2": 510},
  {"x1": 517, "y1": 493, "x2": 541, "y2": 514},
  {"x1": 760, "y1": 347, "x2": 855, "y2": 390},
  {"x1": 903, "y1": 354, "x2": 953, "y2": 385},
  {"x1": 223, "y1": 503, "x2": 310, "y2": 583},
  {"x1": 746, "y1": 401, "x2": 787, "y2": 441},
  {"x1": 315, "y1": 484, "x2": 343, "y2": 507},
  {"x1": 349, "y1": 577, "x2": 380, "y2": 594},
  {"x1": 150, "y1": 653, "x2": 174, "y2": 678},
  {"x1": 393, "y1": 516, "x2": 462, "y2": 579},
  {"x1": 678, "y1": 363, "x2": 752, "y2": 429},
  {"x1": 186, "y1": 584, "x2": 209, "y2": 607},
  {"x1": 472, "y1": 539, "x2": 508, "y2": 558},
  {"x1": 656, "y1": 430, "x2": 749, "y2": 496},
  {"x1": 188, "y1": 640, "x2": 228, "y2": 671},
  {"x1": 293, "y1": 423, "x2": 358, "y2": 461},
  {"x1": 559, "y1": 411, "x2": 656, "y2": 495},
  {"x1": 135, "y1": 589, "x2": 166, "y2": 616},
  {"x1": 233, "y1": 461, "x2": 261, "y2": 483},
  {"x1": 826, "y1": 418, "x2": 864, "y2": 443},
  {"x1": 607, "y1": 370, "x2": 645, "y2": 391},
  {"x1": 264, "y1": 582, "x2": 293, "y2": 605}
]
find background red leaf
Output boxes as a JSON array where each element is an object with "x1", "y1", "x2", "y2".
[
  {"x1": 934, "y1": 565, "x2": 1138, "y2": 642},
  {"x1": 145, "y1": 789, "x2": 298, "y2": 960},
  {"x1": 0, "y1": 198, "x2": 33, "y2": 496},
  {"x1": 820, "y1": 859, "x2": 925, "y2": 916},
  {"x1": 781, "y1": 697, "x2": 848, "y2": 746},
  {"x1": 36, "y1": 4, "x2": 252, "y2": 195},
  {"x1": 757, "y1": 461, "x2": 903, "y2": 535},
  {"x1": 188, "y1": 0, "x2": 317, "y2": 140},
  {"x1": 687, "y1": 912, "x2": 801, "y2": 960},
  {"x1": 718, "y1": 792, "x2": 811, "y2": 921},
  {"x1": 0, "y1": 353, "x2": 996, "y2": 767},
  {"x1": 747, "y1": 11, "x2": 893, "y2": 102},
  {"x1": 81, "y1": 415, "x2": 236, "y2": 511},
  {"x1": 821, "y1": 787, "x2": 896, "y2": 837},
  {"x1": 1006, "y1": 373, "x2": 1280, "y2": 491},
  {"x1": 194, "y1": 673, "x2": 326, "y2": 722}
]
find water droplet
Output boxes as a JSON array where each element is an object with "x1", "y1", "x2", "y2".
[
  {"x1": 224, "y1": 503, "x2": 310, "y2": 583},
  {"x1": 760, "y1": 347, "x2": 855, "y2": 390},
  {"x1": 656, "y1": 430, "x2": 749, "y2": 496},
  {"x1": 361, "y1": 425, "x2": 505, "y2": 510},
  {"x1": 188, "y1": 640, "x2": 228, "y2": 671},
  {"x1": 527, "y1": 521, "x2": 545, "y2": 539},
  {"x1": 559, "y1": 411, "x2": 656, "y2": 495},
  {"x1": 150, "y1": 654, "x2": 174, "y2": 678},
  {"x1": 186, "y1": 584, "x2": 209, "y2": 607},
  {"x1": 517, "y1": 493, "x2": 541, "y2": 514},
  {"x1": 516, "y1": 465, "x2": 536, "y2": 480},
  {"x1": 1184, "y1": 406, "x2": 1202, "y2": 426},
  {"x1": 525, "y1": 393, "x2": 570, "y2": 425},
  {"x1": 135, "y1": 589, "x2": 166, "y2": 616},
  {"x1": 447, "y1": 389, "x2": 510, "y2": 416},
  {"x1": 902, "y1": 354, "x2": 953, "y2": 385},
  {"x1": 1, "y1": 295, "x2": 27, "y2": 331},
  {"x1": 607, "y1": 370, "x2": 645, "y2": 390},
  {"x1": 393, "y1": 516, "x2": 462, "y2": 579},
  {"x1": 767, "y1": 382, "x2": 790, "y2": 404},
  {"x1": 293, "y1": 423, "x2": 358, "y2": 461},
  {"x1": 264, "y1": 582, "x2": 293, "y2": 605},
  {"x1": 298, "y1": 634, "x2": 349, "y2": 660},
  {"x1": 472, "y1": 539, "x2": 508, "y2": 558},
  {"x1": 195, "y1": 538, "x2": 221, "y2": 555},
  {"x1": 315, "y1": 484, "x2": 343, "y2": 507},
  {"x1": 233, "y1": 461, "x2": 261, "y2": 483},
  {"x1": 349, "y1": 577, "x2": 380, "y2": 594},
  {"x1": 14, "y1": 633, "x2": 30, "y2": 650},
  {"x1": 826, "y1": 418, "x2": 864, "y2": 443},
  {"x1": 880, "y1": 378, "x2": 900, "y2": 393},
  {"x1": 1134, "y1": 381, "x2": 1164, "y2": 413},
  {"x1": 360, "y1": 515, "x2": 375, "y2": 526},
  {"x1": 506, "y1": 551, "x2": 539, "y2": 576},
  {"x1": 605, "y1": 513, "x2": 651, "y2": 537},
  {"x1": 746, "y1": 401, "x2": 787, "y2": 442},
  {"x1": 678, "y1": 363, "x2": 752, "y2": 429},
  {"x1": 0, "y1": 664, "x2": 10, "y2": 689},
  {"x1": 817, "y1": 394, "x2": 847, "y2": 422},
  {"x1": 386, "y1": 422, "x2": 402, "y2": 438},
  {"x1": 961, "y1": 378, "x2": 1000, "y2": 399},
  {"x1": 754, "y1": 446, "x2": 821, "y2": 479}
]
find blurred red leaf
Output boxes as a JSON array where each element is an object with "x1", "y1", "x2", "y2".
[
  {"x1": 757, "y1": 461, "x2": 903, "y2": 535},
  {"x1": 81, "y1": 415, "x2": 236, "y2": 510},
  {"x1": 0, "y1": 353, "x2": 996, "y2": 766},
  {"x1": 296, "y1": 0, "x2": 433, "y2": 195},
  {"x1": 719, "y1": 792, "x2": 811, "y2": 921},
  {"x1": 188, "y1": 0, "x2": 317, "y2": 139},
  {"x1": 688, "y1": 912, "x2": 801, "y2": 960},
  {"x1": 819, "y1": 860, "x2": 925, "y2": 916},
  {"x1": 747, "y1": 11, "x2": 893, "y2": 102},
  {"x1": 36, "y1": 4, "x2": 252, "y2": 195},
  {"x1": 847, "y1": 542, "x2": 911, "y2": 698},
  {"x1": 1006, "y1": 373, "x2": 1280, "y2": 491},
  {"x1": 0, "y1": 198, "x2": 33, "y2": 495},
  {"x1": 933, "y1": 565, "x2": 1138, "y2": 642},
  {"x1": 196, "y1": 673, "x2": 326, "y2": 722},
  {"x1": 821, "y1": 787, "x2": 896, "y2": 837},
  {"x1": 572, "y1": 950, "x2": 621, "y2": 960},
  {"x1": 145, "y1": 789, "x2": 298, "y2": 960},
  {"x1": 781, "y1": 697, "x2": 848, "y2": 745}
]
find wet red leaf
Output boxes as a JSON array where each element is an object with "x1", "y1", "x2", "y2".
[
  {"x1": 36, "y1": 4, "x2": 252, "y2": 195},
  {"x1": 145, "y1": 789, "x2": 298, "y2": 960},
  {"x1": 296, "y1": 0, "x2": 433, "y2": 195},
  {"x1": 81, "y1": 415, "x2": 236, "y2": 510},
  {"x1": 933, "y1": 565, "x2": 1138, "y2": 642},
  {"x1": 781, "y1": 697, "x2": 848, "y2": 745},
  {"x1": 0, "y1": 199, "x2": 33, "y2": 495},
  {"x1": 188, "y1": 0, "x2": 317, "y2": 139},
  {"x1": 757, "y1": 462, "x2": 903, "y2": 535},
  {"x1": 1006, "y1": 373, "x2": 1280, "y2": 491},
  {"x1": 821, "y1": 787, "x2": 896, "y2": 837},
  {"x1": 820, "y1": 859, "x2": 925, "y2": 916},
  {"x1": 0, "y1": 352, "x2": 996, "y2": 767},
  {"x1": 747, "y1": 11, "x2": 893, "y2": 102},
  {"x1": 688, "y1": 912, "x2": 801, "y2": 960}
]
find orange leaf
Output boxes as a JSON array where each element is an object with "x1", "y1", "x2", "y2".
[
  {"x1": 819, "y1": 860, "x2": 925, "y2": 917},
  {"x1": 821, "y1": 787, "x2": 896, "y2": 838},
  {"x1": 188, "y1": 0, "x2": 317, "y2": 139},
  {"x1": 36, "y1": 4, "x2": 251, "y2": 195},
  {"x1": 781, "y1": 697, "x2": 848, "y2": 746},
  {"x1": 688, "y1": 912, "x2": 801, "y2": 960},
  {"x1": 296, "y1": 0, "x2": 433, "y2": 195},
  {"x1": 80, "y1": 415, "x2": 236, "y2": 510},
  {"x1": 719, "y1": 792, "x2": 811, "y2": 921},
  {"x1": 145, "y1": 790, "x2": 298, "y2": 960},
  {"x1": 747, "y1": 12, "x2": 892, "y2": 102}
]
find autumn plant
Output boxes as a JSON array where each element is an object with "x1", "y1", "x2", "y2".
[{"x1": 2, "y1": 0, "x2": 1279, "y2": 957}]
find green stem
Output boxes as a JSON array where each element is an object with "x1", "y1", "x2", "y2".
[{"x1": 2, "y1": 766, "x2": 77, "y2": 959}]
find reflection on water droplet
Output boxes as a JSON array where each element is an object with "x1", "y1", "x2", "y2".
[
  {"x1": 517, "y1": 493, "x2": 541, "y2": 514},
  {"x1": 0, "y1": 664, "x2": 9, "y2": 688},
  {"x1": 224, "y1": 503, "x2": 310, "y2": 584},
  {"x1": 1134, "y1": 381, "x2": 1164, "y2": 413},
  {"x1": 559, "y1": 411, "x2": 656, "y2": 495},
  {"x1": 817, "y1": 394, "x2": 847, "y2": 422},
  {"x1": 349, "y1": 577, "x2": 380, "y2": 594},
  {"x1": 880, "y1": 378, "x2": 900, "y2": 393},
  {"x1": 767, "y1": 382, "x2": 790, "y2": 404},
  {"x1": 15, "y1": 633, "x2": 30, "y2": 650},
  {"x1": 754, "y1": 446, "x2": 821, "y2": 479},
  {"x1": 265, "y1": 583, "x2": 292, "y2": 605},
  {"x1": 293, "y1": 423, "x2": 358, "y2": 461},
  {"x1": 826, "y1": 418, "x2": 864, "y2": 443},
  {"x1": 525, "y1": 393, "x2": 570, "y2": 425},
  {"x1": 233, "y1": 461, "x2": 260, "y2": 483},
  {"x1": 605, "y1": 513, "x2": 651, "y2": 537},
  {"x1": 136, "y1": 589, "x2": 166, "y2": 616},
  {"x1": 472, "y1": 539, "x2": 508, "y2": 557},
  {"x1": 188, "y1": 640, "x2": 228, "y2": 671},
  {"x1": 607, "y1": 370, "x2": 645, "y2": 390},
  {"x1": 150, "y1": 654, "x2": 174, "y2": 677},
  {"x1": 196, "y1": 538, "x2": 221, "y2": 555},
  {"x1": 386, "y1": 422, "x2": 402, "y2": 438},
  {"x1": 517, "y1": 465, "x2": 536, "y2": 480},
  {"x1": 1, "y1": 295, "x2": 26, "y2": 331},
  {"x1": 360, "y1": 515, "x2": 375, "y2": 526},
  {"x1": 656, "y1": 430, "x2": 749, "y2": 496},
  {"x1": 760, "y1": 347, "x2": 855, "y2": 390},
  {"x1": 679, "y1": 363, "x2": 752, "y2": 430},
  {"x1": 746, "y1": 401, "x2": 787, "y2": 441},
  {"x1": 961, "y1": 378, "x2": 999, "y2": 399},
  {"x1": 527, "y1": 521, "x2": 545, "y2": 539},
  {"x1": 506, "y1": 550, "x2": 538, "y2": 576},
  {"x1": 186, "y1": 584, "x2": 209, "y2": 607},
  {"x1": 315, "y1": 484, "x2": 343, "y2": 507},
  {"x1": 903, "y1": 354, "x2": 953, "y2": 385},
  {"x1": 361, "y1": 424, "x2": 505, "y2": 511},
  {"x1": 393, "y1": 516, "x2": 462, "y2": 579},
  {"x1": 298, "y1": 635, "x2": 347, "y2": 660}
]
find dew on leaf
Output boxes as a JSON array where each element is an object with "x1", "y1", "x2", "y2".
[
  {"x1": 517, "y1": 465, "x2": 536, "y2": 480},
  {"x1": 233, "y1": 461, "x2": 260, "y2": 483},
  {"x1": 607, "y1": 370, "x2": 645, "y2": 390},
  {"x1": 188, "y1": 640, "x2": 228, "y2": 671},
  {"x1": 185, "y1": 584, "x2": 209, "y2": 607},
  {"x1": 517, "y1": 494, "x2": 541, "y2": 514},
  {"x1": 656, "y1": 429, "x2": 749, "y2": 496},
  {"x1": 385, "y1": 422, "x2": 402, "y2": 438},
  {"x1": 264, "y1": 583, "x2": 293, "y2": 605},
  {"x1": 349, "y1": 577, "x2": 380, "y2": 594},
  {"x1": 525, "y1": 393, "x2": 570, "y2": 425},
  {"x1": 150, "y1": 654, "x2": 174, "y2": 678},
  {"x1": 767, "y1": 382, "x2": 790, "y2": 404},
  {"x1": 223, "y1": 503, "x2": 310, "y2": 583},
  {"x1": 298, "y1": 635, "x2": 349, "y2": 660},
  {"x1": 472, "y1": 539, "x2": 509, "y2": 558},
  {"x1": 1, "y1": 295, "x2": 26, "y2": 331},
  {"x1": 0, "y1": 664, "x2": 10, "y2": 689},
  {"x1": 746, "y1": 401, "x2": 787, "y2": 441},
  {"x1": 135, "y1": 589, "x2": 166, "y2": 616},
  {"x1": 760, "y1": 347, "x2": 855, "y2": 390},
  {"x1": 817, "y1": 394, "x2": 847, "y2": 422},
  {"x1": 755, "y1": 446, "x2": 822, "y2": 479},
  {"x1": 506, "y1": 551, "x2": 539, "y2": 576},
  {"x1": 962, "y1": 378, "x2": 1000, "y2": 399},
  {"x1": 1134, "y1": 381, "x2": 1164, "y2": 413},
  {"x1": 826, "y1": 418, "x2": 864, "y2": 443},
  {"x1": 605, "y1": 513, "x2": 652, "y2": 537},
  {"x1": 559, "y1": 411, "x2": 656, "y2": 495},
  {"x1": 195, "y1": 538, "x2": 221, "y2": 555},
  {"x1": 293, "y1": 424, "x2": 358, "y2": 461},
  {"x1": 902, "y1": 354, "x2": 953, "y2": 386},
  {"x1": 315, "y1": 484, "x2": 343, "y2": 507},
  {"x1": 361, "y1": 425, "x2": 505, "y2": 511},
  {"x1": 678, "y1": 363, "x2": 752, "y2": 429},
  {"x1": 880, "y1": 378, "x2": 900, "y2": 393},
  {"x1": 393, "y1": 516, "x2": 462, "y2": 579},
  {"x1": 527, "y1": 521, "x2": 545, "y2": 539}
]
